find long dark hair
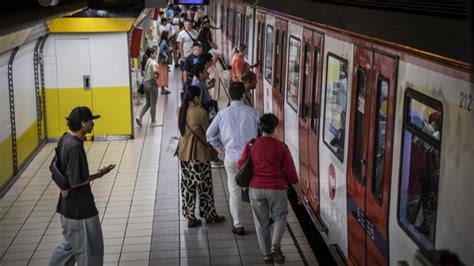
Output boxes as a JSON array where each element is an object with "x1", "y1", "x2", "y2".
[
  {"x1": 197, "y1": 27, "x2": 211, "y2": 41},
  {"x1": 141, "y1": 47, "x2": 156, "y2": 72},
  {"x1": 178, "y1": 86, "x2": 202, "y2": 136},
  {"x1": 160, "y1": 30, "x2": 169, "y2": 45}
]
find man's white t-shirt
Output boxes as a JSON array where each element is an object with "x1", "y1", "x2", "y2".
[{"x1": 177, "y1": 29, "x2": 197, "y2": 57}]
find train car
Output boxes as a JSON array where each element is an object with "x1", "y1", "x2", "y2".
[{"x1": 208, "y1": 0, "x2": 474, "y2": 265}]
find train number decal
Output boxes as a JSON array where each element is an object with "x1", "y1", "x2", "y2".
[{"x1": 459, "y1": 91, "x2": 472, "y2": 112}]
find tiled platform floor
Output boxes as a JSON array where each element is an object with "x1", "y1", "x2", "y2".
[{"x1": 0, "y1": 68, "x2": 317, "y2": 265}]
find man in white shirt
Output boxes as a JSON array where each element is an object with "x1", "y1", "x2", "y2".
[
  {"x1": 177, "y1": 20, "x2": 198, "y2": 69},
  {"x1": 206, "y1": 82, "x2": 261, "y2": 236}
]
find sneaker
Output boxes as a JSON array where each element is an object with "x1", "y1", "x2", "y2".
[
  {"x1": 174, "y1": 63, "x2": 180, "y2": 68},
  {"x1": 161, "y1": 89, "x2": 171, "y2": 95},
  {"x1": 206, "y1": 215, "x2": 225, "y2": 224},
  {"x1": 150, "y1": 122, "x2": 161, "y2": 127},
  {"x1": 210, "y1": 160, "x2": 224, "y2": 168},
  {"x1": 188, "y1": 218, "x2": 202, "y2": 228},
  {"x1": 263, "y1": 255, "x2": 273, "y2": 264},
  {"x1": 271, "y1": 246, "x2": 285, "y2": 264},
  {"x1": 135, "y1": 118, "x2": 142, "y2": 127},
  {"x1": 231, "y1": 226, "x2": 245, "y2": 236}
]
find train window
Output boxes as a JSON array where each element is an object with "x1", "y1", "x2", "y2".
[
  {"x1": 372, "y1": 78, "x2": 389, "y2": 203},
  {"x1": 300, "y1": 43, "x2": 310, "y2": 117},
  {"x1": 236, "y1": 12, "x2": 241, "y2": 45},
  {"x1": 287, "y1": 37, "x2": 301, "y2": 112},
  {"x1": 264, "y1": 25, "x2": 274, "y2": 83},
  {"x1": 398, "y1": 89, "x2": 442, "y2": 251},
  {"x1": 323, "y1": 54, "x2": 348, "y2": 162},
  {"x1": 310, "y1": 48, "x2": 320, "y2": 132},
  {"x1": 352, "y1": 68, "x2": 367, "y2": 184}
]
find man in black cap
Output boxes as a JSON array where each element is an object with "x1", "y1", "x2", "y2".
[
  {"x1": 182, "y1": 40, "x2": 203, "y2": 86},
  {"x1": 50, "y1": 106, "x2": 115, "y2": 266}
]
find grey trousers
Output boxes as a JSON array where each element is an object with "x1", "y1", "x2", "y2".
[
  {"x1": 49, "y1": 215, "x2": 104, "y2": 266},
  {"x1": 139, "y1": 80, "x2": 158, "y2": 122},
  {"x1": 249, "y1": 188, "x2": 288, "y2": 256}
]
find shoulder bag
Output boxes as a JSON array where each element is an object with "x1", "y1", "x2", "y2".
[
  {"x1": 50, "y1": 134, "x2": 70, "y2": 190},
  {"x1": 186, "y1": 122, "x2": 219, "y2": 161},
  {"x1": 235, "y1": 139, "x2": 256, "y2": 188}
]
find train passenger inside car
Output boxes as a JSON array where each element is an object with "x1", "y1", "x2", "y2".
[
  {"x1": 206, "y1": 82, "x2": 261, "y2": 236},
  {"x1": 238, "y1": 113, "x2": 303, "y2": 264},
  {"x1": 177, "y1": 86, "x2": 226, "y2": 227},
  {"x1": 231, "y1": 43, "x2": 259, "y2": 83}
]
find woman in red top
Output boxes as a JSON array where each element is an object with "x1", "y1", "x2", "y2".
[
  {"x1": 230, "y1": 43, "x2": 258, "y2": 82},
  {"x1": 237, "y1": 113, "x2": 303, "y2": 264}
]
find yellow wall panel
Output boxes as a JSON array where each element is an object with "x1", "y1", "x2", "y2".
[
  {"x1": 0, "y1": 136, "x2": 13, "y2": 189},
  {"x1": 16, "y1": 122, "x2": 39, "y2": 167},
  {"x1": 92, "y1": 87, "x2": 132, "y2": 136},
  {"x1": 46, "y1": 88, "x2": 61, "y2": 138},
  {"x1": 57, "y1": 88, "x2": 93, "y2": 136}
]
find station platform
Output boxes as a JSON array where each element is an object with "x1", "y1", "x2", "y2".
[{"x1": 0, "y1": 68, "x2": 317, "y2": 266}]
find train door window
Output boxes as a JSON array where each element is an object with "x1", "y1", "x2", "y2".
[
  {"x1": 264, "y1": 25, "x2": 274, "y2": 83},
  {"x1": 372, "y1": 78, "x2": 389, "y2": 203},
  {"x1": 323, "y1": 54, "x2": 348, "y2": 162},
  {"x1": 279, "y1": 31, "x2": 287, "y2": 96},
  {"x1": 398, "y1": 89, "x2": 442, "y2": 250},
  {"x1": 236, "y1": 12, "x2": 241, "y2": 45},
  {"x1": 287, "y1": 36, "x2": 301, "y2": 111},
  {"x1": 300, "y1": 43, "x2": 310, "y2": 117},
  {"x1": 352, "y1": 68, "x2": 367, "y2": 184},
  {"x1": 310, "y1": 49, "x2": 320, "y2": 132}
]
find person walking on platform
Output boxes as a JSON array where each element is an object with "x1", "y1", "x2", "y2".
[
  {"x1": 237, "y1": 113, "x2": 303, "y2": 264},
  {"x1": 231, "y1": 44, "x2": 259, "y2": 83},
  {"x1": 157, "y1": 30, "x2": 171, "y2": 95},
  {"x1": 49, "y1": 106, "x2": 115, "y2": 266},
  {"x1": 206, "y1": 82, "x2": 260, "y2": 235},
  {"x1": 136, "y1": 47, "x2": 160, "y2": 127},
  {"x1": 177, "y1": 86, "x2": 226, "y2": 227},
  {"x1": 177, "y1": 20, "x2": 198, "y2": 69},
  {"x1": 241, "y1": 70, "x2": 257, "y2": 107}
]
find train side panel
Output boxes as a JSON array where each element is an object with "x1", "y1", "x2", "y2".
[
  {"x1": 318, "y1": 35, "x2": 353, "y2": 257},
  {"x1": 389, "y1": 60, "x2": 474, "y2": 265}
]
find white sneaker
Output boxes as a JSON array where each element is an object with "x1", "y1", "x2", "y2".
[{"x1": 150, "y1": 122, "x2": 161, "y2": 127}]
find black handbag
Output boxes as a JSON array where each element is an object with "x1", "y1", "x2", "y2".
[
  {"x1": 50, "y1": 135, "x2": 70, "y2": 190},
  {"x1": 235, "y1": 139, "x2": 255, "y2": 187}
]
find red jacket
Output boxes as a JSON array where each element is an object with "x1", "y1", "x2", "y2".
[{"x1": 237, "y1": 136, "x2": 299, "y2": 190}]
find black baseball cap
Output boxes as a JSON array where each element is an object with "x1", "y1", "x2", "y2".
[
  {"x1": 66, "y1": 106, "x2": 100, "y2": 125},
  {"x1": 192, "y1": 41, "x2": 203, "y2": 47}
]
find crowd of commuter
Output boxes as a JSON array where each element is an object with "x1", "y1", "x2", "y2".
[{"x1": 50, "y1": 2, "x2": 303, "y2": 265}]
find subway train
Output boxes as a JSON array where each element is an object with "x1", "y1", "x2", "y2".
[{"x1": 207, "y1": 0, "x2": 473, "y2": 265}]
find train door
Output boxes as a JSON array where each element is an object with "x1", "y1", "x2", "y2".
[
  {"x1": 347, "y1": 45, "x2": 397, "y2": 266},
  {"x1": 299, "y1": 28, "x2": 324, "y2": 212},
  {"x1": 55, "y1": 38, "x2": 93, "y2": 136},
  {"x1": 255, "y1": 12, "x2": 266, "y2": 112},
  {"x1": 272, "y1": 18, "x2": 288, "y2": 141}
]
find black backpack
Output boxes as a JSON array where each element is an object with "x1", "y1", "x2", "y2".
[{"x1": 50, "y1": 133, "x2": 70, "y2": 190}]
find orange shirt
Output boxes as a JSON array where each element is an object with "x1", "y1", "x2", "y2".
[{"x1": 231, "y1": 54, "x2": 250, "y2": 82}]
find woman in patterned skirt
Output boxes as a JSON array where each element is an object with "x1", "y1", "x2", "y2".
[{"x1": 177, "y1": 85, "x2": 225, "y2": 227}]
